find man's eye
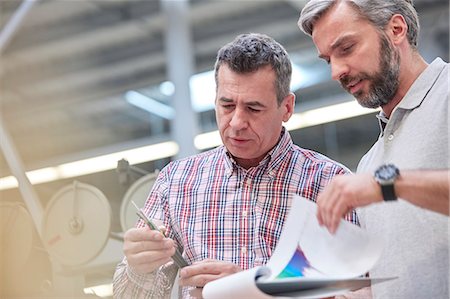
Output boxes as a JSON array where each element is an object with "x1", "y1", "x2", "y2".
[
  {"x1": 248, "y1": 107, "x2": 260, "y2": 112},
  {"x1": 341, "y1": 45, "x2": 353, "y2": 54}
]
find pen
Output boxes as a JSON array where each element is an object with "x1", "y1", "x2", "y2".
[{"x1": 131, "y1": 201, "x2": 189, "y2": 268}]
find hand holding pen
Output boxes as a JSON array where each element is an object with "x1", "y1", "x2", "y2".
[
  {"x1": 131, "y1": 201, "x2": 189, "y2": 268},
  {"x1": 122, "y1": 225, "x2": 176, "y2": 275}
]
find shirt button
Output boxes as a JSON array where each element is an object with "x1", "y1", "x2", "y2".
[
  {"x1": 241, "y1": 247, "x2": 247, "y2": 254},
  {"x1": 387, "y1": 134, "x2": 394, "y2": 141},
  {"x1": 242, "y1": 210, "x2": 247, "y2": 217}
]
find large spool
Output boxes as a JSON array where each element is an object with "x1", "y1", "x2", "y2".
[
  {"x1": 42, "y1": 181, "x2": 111, "y2": 267},
  {"x1": 119, "y1": 171, "x2": 158, "y2": 232}
]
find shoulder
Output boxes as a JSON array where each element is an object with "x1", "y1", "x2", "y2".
[
  {"x1": 161, "y1": 146, "x2": 226, "y2": 174},
  {"x1": 290, "y1": 145, "x2": 351, "y2": 175},
  {"x1": 429, "y1": 58, "x2": 449, "y2": 92}
]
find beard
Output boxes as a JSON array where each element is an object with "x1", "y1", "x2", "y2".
[{"x1": 340, "y1": 34, "x2": 400, "y2": 108}]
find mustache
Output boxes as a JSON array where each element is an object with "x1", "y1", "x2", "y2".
[{"x1": 339, "y1": 74, "x2": 370, "y2": 90}]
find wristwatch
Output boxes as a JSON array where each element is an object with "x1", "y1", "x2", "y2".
[{"x1": 374, "y1": 164, "x2": 400, "y2": 201}]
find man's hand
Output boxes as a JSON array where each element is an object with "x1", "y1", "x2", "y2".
[
  {"x1": 123, "y1": 226, "x2": 176, "y2": 274},
  {"x1": 179, "y1": 259, "x2": 242, "y2": 287},
  {"x1": 316, "y1": 173, "x2": 382, "y2": 234}
]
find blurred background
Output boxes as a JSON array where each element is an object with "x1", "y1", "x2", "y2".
[{"x1": 0, "y1": 0, "x2": 448, "y2": 298}]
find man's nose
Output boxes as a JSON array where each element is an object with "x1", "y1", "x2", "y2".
[
  {"x1": 331, "y1": 59, "x2": 349, "y2": 81},
  {"x1": 229, "y1": 109, "x2": 248, "y2": 130}
]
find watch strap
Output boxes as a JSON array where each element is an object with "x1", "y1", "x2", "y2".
[{"x1": 381, "y1": 184, "x2": 396, "y2": 201}]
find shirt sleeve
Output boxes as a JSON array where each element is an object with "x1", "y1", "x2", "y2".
[
  {"x1": 113, "y1": 257, "x2": 179, "y2": 299},
  {"x1": 113, "y1": 166, "x2": 179, "y2": 298}
]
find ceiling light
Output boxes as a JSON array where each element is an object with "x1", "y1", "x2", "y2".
[
  {"x1": 285, "y1": 101, "x2": 376, "y2": 131},
  {"x1": 194, "y1": 130, "x2": 222, "y2": 150},
  {"x1": 0, "y1": 142, "x2": 178, "y2": 190},
  {"x1": 159, "y1": 81, "x2": 175, "y2": 96},
  {"x1": 125, "y1": 91, "x2": 175, "y2": 120}
]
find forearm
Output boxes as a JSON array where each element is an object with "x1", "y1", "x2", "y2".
[
  {"x1": 395, "y1": 170, "x2": 449, "y2": 215},
  {"x1": 113, "y1": 258, "x2": 178, "y2": 299}
]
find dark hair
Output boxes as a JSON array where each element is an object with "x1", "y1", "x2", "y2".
[
  {"x1": 214, "y1": 33, "x2": 292, "y2": 106},
  {"x1": 298, "y1": 0, "x2": 420, "y2": 50}
]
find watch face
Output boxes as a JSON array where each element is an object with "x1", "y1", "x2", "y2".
[{"x1": 375, "y1": 164, "x2": 399, "y2": 182}]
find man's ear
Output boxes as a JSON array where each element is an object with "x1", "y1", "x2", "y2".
[
  {"x1": 282, "y1": 92, "x2": 295, "y2": 122},
  {"x1": 388, "y1": 14, "x2": 408, "y2": 45}
]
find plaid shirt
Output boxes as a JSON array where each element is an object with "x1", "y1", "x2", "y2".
[{"x1": 113, "y1": 129, "x2": 358, "y2": 298}]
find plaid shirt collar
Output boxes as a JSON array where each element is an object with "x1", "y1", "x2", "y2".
[{"x1": 223, "y1": 127, "x2": 291, "y2": 179}]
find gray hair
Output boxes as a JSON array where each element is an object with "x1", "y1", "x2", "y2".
[
  {"x1": 298, "y1": 0, "x2": 420, "y2": 50},
  {"x1": 214, "y1": 33, "x2": 292, "y2": 106}
]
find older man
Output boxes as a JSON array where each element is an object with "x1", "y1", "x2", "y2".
[{"x1": 113, "y1": 33, "x2": 358, "y2": 298}]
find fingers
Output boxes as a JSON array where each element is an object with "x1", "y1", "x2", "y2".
[
  {"x1": 316, "y1": 177, "x2": 353, "y2": 234},
  {"x1": 179, "y1": 273, "x2": 220, "y2": 287},
  {"x1": 124, "y1": 227, "x2": 164, "y2": 243},
  {"x1": 128, "y1": 253, "x2": 173, "y2": 274},
  {"x1": 179, "y1": 260, "x2": 241, "y2": 287},
  {"x1": 124, "y1": 236, "x2": 173, "y2": 254},
  {"x1": 124, "y1": 227, "x2": 172, "y2": 254},
  {"x1": 122, "y1": 227, "x2": 176, "y2": 275},
  {"x1": 317, "y1": 174, "x2": 378, "y2": 233},
  {"x1": 124, "y1": 238, "x2": 175, "y2": 258},
  {"x1": 316, "y1": 187, "x2": 330, "y2": 227},
  {"x1": 317, "y1": 181, "x2": 337, "y2": 233},
  {"x1": 328, "y1": 197, "x2": 351, "y2": 234}
]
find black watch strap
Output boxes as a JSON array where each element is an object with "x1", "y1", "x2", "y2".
[
  {"x1": 381, "y1": 184, "x2": 396, "y2": 201},
  {"x1": 374, "y1": 164, "x2": 400, "y2": 201}
]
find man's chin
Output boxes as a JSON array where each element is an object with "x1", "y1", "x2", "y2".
[
  {"x1": 355, "y1": 98, "x2": 381, "y2": 109},
  {"x1": 348, "y1": 92, "x2": 377, "y2": 108}
]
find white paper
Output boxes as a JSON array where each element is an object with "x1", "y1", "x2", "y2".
[
  {"x1": 203, "y1": 195, "x2": 386, "y2": 299},
  {"x1": 265, "y1": 196, "x2": 383, "y2": 280},
  {"x1": 202, "y1": 267, "x2": 274, "y2": 299},
  {"x1": 294, "y1": 197, "x2": 383, "y2": 278}
]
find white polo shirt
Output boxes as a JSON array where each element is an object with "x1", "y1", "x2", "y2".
[{"x1": 357, "y1": 58, "x2": 449, "y2": 299}]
